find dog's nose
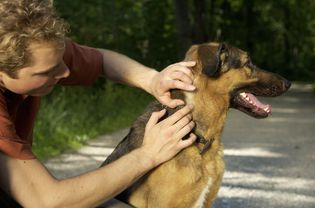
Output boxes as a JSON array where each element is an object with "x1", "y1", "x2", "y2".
[{"x1": 283, "y1": 79, "x2": 291, "y2": 90}]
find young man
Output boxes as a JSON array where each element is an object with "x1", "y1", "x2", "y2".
[{"x1": 0, "y1": 0, "x2": 197, "y2": 207}]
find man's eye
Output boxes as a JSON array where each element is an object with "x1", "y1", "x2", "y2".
[
  {"x1": 44, "y1": 67, "x2": 57, "y2": 76},
  {"x1": 41, "y1": 71, "x2": 52, "y2": 76},
  {"x1": 245, "y1": 60, "x2": 251, "y2": 67}
]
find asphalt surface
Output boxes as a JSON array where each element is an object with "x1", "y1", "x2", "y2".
[{"x1": 44, "y1": 83, "x2": 315, "y2": 208}]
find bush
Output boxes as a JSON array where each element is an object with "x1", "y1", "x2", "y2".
[{"x1": 33, "y1": 81, "x2": 152, "y2": 160}]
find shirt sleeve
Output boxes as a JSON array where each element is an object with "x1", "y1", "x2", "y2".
[
  {"x1": 58, "y1": 38, "x2": 104, "y2": 86},
  {"x1": 0, "y1": 96, "x2": 35, "y2": 160}
]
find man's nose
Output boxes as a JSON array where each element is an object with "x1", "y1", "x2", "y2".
[{"x1": 283, "y1": 79, "x2": 291, "y2": 90}]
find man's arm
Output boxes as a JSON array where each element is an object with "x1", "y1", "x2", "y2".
[
  {"x1": 0, "y1": 105, "x2": 196, "y2": 207},
  {"x1": 97, "y1": 49, "x2": 196, "y2": 108},
  {"x1": 0, "y1": 148, "x2": 152, "y2": 208},
  {"x1": 97, "y1": 48, "x2": 157, "y2": 93}
]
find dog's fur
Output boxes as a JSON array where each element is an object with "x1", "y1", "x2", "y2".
[{"x1": 101, "y1": 42, "x2": 291, "y2": 208}]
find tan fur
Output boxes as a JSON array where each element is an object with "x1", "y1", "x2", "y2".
[{"x1": 102, "y1": 42, "x2": 290, "y2": 208}]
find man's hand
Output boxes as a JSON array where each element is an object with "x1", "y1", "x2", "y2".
[
  {"x1": 149, "y1": 61, "x2": 196, "y2": 108},
  {"x1": 98, "y1": 49, "x2": 196, "y2": 107},
  {"x1": 140, "y1": 105, "x2": 197, "y2": 166}
]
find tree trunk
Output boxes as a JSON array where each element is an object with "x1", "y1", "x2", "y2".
[
  {"x1": 244, "y1": 0, "x2": 254, "y2": 51},
  {"x1": 173, "y1": 0, "x2": 192, "y2": 59},
  {"x1": 208, "y1": 0, "x2": 215, "y2": 41},
  {"x1": 193, "y1": 0, "x2": 208, "y2": 43}
]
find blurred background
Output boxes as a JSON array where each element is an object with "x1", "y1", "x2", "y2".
[{"x1": 34, "y1": 0, "x2": 315, "y2": 159}]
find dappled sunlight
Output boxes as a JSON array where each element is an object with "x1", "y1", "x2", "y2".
[
  {"x1": 222, "y1": 171, "x2": 315, "y2": 191},
  {"x1": 224, "y1": 148, "x2": 286, "y2": 158},
  {"x1": 77, "y1": 146, "x2": 114, "y2": 161},
  {"x1": 218, "y1": 185, "x2": 315, "y2": 203},
  {"x1": 271, "y1": 108, "x2": 298, "y2": 114},
  {"x1": 44, "y1": 130, "x2": 128, "y2": 179},
  {"x1": 277, "y1": 96, "x2": 301, "y2": 103},
  {"x1": 45, "y1": 144, "x2": 115, "y2": 179},
  {"x1": 215, "y1": 171, "x2": 315, "y2": 206},
  {"x1": 267, "y1": 117, "x2": 315, "y2": 123}
]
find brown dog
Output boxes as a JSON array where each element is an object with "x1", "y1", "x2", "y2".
[{"x1": 101, "y1": 42, "x2": 291, "y2": 208}]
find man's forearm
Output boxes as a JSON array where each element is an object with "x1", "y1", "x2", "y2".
[
  {"x1": 55, "y1": 148, "x2": 154, "y2": 207},
  {"x1": 0, "y1": 148, "x2": 154, "y2": 208},
  {"x1": 97, "y1": 48, "x2": 157, "y2": 94}
]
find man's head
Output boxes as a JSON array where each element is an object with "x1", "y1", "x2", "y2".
[{"x1": 0, "y1": 0, "x2": 69, "y2": 96}]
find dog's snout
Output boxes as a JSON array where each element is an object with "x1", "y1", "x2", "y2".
[{"x1": 283, "y1": 79, "x2": 291, "y2": 90}]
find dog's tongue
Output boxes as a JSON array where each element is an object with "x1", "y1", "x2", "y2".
[{"x1": 247, "y1": 93, "x2": 272, "y2": 114}]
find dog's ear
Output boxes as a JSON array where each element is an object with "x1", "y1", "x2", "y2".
[{"x1": 198, "y1": 43, "x2": 227, "y2": 77}]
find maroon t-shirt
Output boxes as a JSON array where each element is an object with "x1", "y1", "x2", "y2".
[{"x1": 0, "y1": 39, "x2": 103, "y2": 159}]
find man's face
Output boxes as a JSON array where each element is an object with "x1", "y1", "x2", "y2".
[{"x1": 0, "y1": 41, "x2": 70, "y2": 96}]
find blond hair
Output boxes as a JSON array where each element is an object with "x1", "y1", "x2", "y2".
[{"x1": 0, "y1": 0, "x2": 68, "y2": 77}]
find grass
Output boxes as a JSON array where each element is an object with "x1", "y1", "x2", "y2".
[{"x1": 33, "y1": 80, "x2": 153, "y2": 160}]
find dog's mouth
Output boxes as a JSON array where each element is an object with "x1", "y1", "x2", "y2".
[{"x1": 231, "y1": 91, "x2": 271, "y2": 118}]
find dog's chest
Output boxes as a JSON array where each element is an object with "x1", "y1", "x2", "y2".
[
  {"x1": 173, "y1": 147, "x2": 222, "y2": 208},
  {"x1": 193, "y1": 177, "x2": 213, "y2": 208}
]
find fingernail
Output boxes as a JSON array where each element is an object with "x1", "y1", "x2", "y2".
[
  {"x1": 188, "y1": 104, "x2": 194, "y2": 109},
  {"x1": 188, "y1": 85, "x2": 196, "y2": 90},
  {"x1": 160, "y1": 109, "x2": 166, "y2": 113},
  {"x1": 190, "y1": 133, "x2": 197, "y2": 140},
  {"x1": 178, "y1": 100, "x2": 185, "y2": 106}
]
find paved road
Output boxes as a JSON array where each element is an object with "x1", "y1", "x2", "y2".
[
  {"x1": 213, "y1": 83, "x2": 315, "y2": 208},
  {"x1": 45, "y1": 83, "x2": 315, "y2": 208}
]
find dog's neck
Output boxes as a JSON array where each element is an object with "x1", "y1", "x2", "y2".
[{"x1": 170, "y1": 89, "x2": 230, "y2": 154}]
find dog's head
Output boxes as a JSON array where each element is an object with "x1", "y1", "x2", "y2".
[{"x1": 184, "y1": 42, "x2": 291, "y2": 118}]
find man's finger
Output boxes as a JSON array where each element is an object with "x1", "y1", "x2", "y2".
[
  {"x1": 171, "y1": 65, "x2": 194, "y2": 79},
  {"x1": 175, "y1": 121, "x2": 195, "y2": 140},
  {"x1": 168, "y1": 80, "x2": 196, "y2": 91},
  {"x1": 177, "y1": 133, "x2": 197, "y2": 149},
  {"x1": 161, "y1": 105, "x2": 193, "y2": 125},
  {"x1": 171, "y1": 114, "x2": 193, "y2": 132},
  {"x1": 177, "y1": 61, "x2": 196, "y2": 67},
  {"x1": 146, "y1": 109, "x2": 166, "y2": 130},
  {"x1": 170, "y1": 71, "x2": 193, "y2": 85},
  {"x1": 159, "y1": 97, "x2": 184, "y2": 108}
]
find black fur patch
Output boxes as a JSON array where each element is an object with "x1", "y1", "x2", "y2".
[{"x1": 198, "y1": 44, "x2": 221, "y2": 77}]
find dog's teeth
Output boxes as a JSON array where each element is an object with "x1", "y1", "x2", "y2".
[
  {"x1": 246, "y1": 97, "x2": 250, "y2": 101},
  {"x1": 240, "y1": 92, "x2": 246, "y2": 97},
  {"x1": 264, "y1": 107, "x2": 269, "y2": 112}
]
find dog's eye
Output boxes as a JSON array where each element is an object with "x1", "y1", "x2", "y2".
[{"x1": 244, "y1": 60, "x2": 252, "y2": 67}]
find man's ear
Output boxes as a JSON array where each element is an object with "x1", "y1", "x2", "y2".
[
  {"x1": 198, "y1": 43, "x2": 227, "y2": 77},
  {"x1": 0, "y1": 71, "x2": 5, "y2": 87}
]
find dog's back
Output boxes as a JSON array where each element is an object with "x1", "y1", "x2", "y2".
[{"x1": 103, "y1": 101, "x2": 163, "y2": 165}]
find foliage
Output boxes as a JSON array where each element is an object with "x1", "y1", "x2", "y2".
[
  {"x1": 33, "y1": 82, "x2": 152, "y2": 160},
  {"x1": 54, "y1": 0, "x2": 315, "y2": 80},
  {"x1": 53, "y1": 0, "x2": 178, "y2": 69}
]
